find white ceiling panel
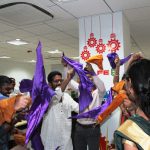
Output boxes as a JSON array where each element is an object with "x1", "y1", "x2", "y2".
[
  {"x1": 124, "y1": 6, "x2": 150, "y2": 22},
  {"x1": 106, "y1": 0, "x2": 150, "y2": 11},
  {"x1": 23, "y1": 23, "x2": 58, "y2": 35},
  {"x1": 47, "y1": 5, "x2": 74, "y2": 20},
  {"x1": 0, "y1": 4, "x2": 53, "y2": 26},
  {"x1": 46, "y1": 18, "x2": 78, "y2": 31},
  {"x1": 2, "y1": 29, "x2": 35, "y2": 39},
  {"x1": 0, "y1": 22, "x2": 16, "y2": 33},
  {"x1": 65, "y1": 29, "x2": 79, "y2": 38},
  {"x1": 43, "y1": 31, "x2": 75, "y2": 40},
  {"x1": 57, "y1": 0, "x2": 111, "y2": 17}
]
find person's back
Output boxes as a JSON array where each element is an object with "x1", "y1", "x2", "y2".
[{"x1": 114, "y1": 58, "x2": 150, "y2": 150}]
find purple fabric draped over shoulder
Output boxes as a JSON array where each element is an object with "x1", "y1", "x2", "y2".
[
  {"x1": 69, "y1": 89, "x2": 113, "y2": 119},
  {"x1": 62, "y1": 54, "x2": 93, "y2": 113},
  {"x1": 25, "y1": 42, "x2": 56, "y2": 150},
  {"x1": 107, "y1": 52, "x2": 132, "y2": 69}
]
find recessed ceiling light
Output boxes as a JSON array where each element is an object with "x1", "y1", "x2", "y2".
[
  {"x1": 47, "y1": 49, "x2": 62, "y2": 54},
  {"x1": 0, "y1": 56, "x2": 11, "y2": 59},
  {"x1": 7, "y1": 39, "x2": 28, "y2": 46},
  {"x1": 27, "y1": 60, "x2": 36, "y2": 63}
]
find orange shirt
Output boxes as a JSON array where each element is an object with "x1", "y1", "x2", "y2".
[{"x1": 0, "y1": 96, "x2": 16, "y2": 125}]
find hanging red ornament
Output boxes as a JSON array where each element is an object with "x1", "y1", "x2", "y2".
[
  {"x1": 81, "y1": 46, "x2": 91, "y2": 61},
  {"x1": 96, "y1": 39, "x2": 106, "y2": 54},
  {"x1": 107, "y1": 33, "x2": 121, "y2": 53},
  {"x1": 87, "y1": 33, "x2": 97, "y2": 48}
]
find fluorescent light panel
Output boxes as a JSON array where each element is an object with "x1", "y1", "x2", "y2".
[
  {"x1": 7, "y1": 39, "x2": 28, "y2": 46},
  {"x1": 0, "y1": 56, "x2": 11, "y2": 58},
  {"x1": 47, "y1": 49, "x2": 62, "y2": 54}
]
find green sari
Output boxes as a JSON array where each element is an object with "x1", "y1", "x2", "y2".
[{"x1": 114, "y1": 115, "x2": 150, "y2": 150}]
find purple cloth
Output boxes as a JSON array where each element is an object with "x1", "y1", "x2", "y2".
[
  {"x1": 69, "y1": 89, "x2": 112, "y2": 119},
  {"x1": 62, "y1": 54, "x2": 94, "y2": 113},
  {"x1": 19, "y1": 79, "x2": 33, "y2": 95},
  {"x1": 107, "y1": 52, "x2": 132, "y2": 69},
  {"x1": 25, "y1": 42, "x2": 56, "y2": 149}
]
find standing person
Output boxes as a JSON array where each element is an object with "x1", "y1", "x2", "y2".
[
  {"x1": 112, "y1": 56, "x2": 136, "y2": 123},
  {"x1": 41, "y1": 70, "x2": 79, "y2": 150},
  {"x1": 0, "y1": 94, "x2": 31, "y2": 150},
  {"x1": 0, "y1": 75, "x2": 31, "y2": 150},
  {"x1": 114, "y1": 58, "x2": 150, "y2": 150},
  {"x1": 66, "y1": 63, "x2": 106, "y2": 150}
]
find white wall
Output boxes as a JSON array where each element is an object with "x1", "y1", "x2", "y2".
[{"x1": 0, "y1": 59, "x2": 53, "y2": 90}]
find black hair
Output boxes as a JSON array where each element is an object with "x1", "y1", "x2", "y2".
[
  {"x1": 9, "y1": 77, "x2": 15, "y2": 83},
  {"x1": 121, "y1": 74, "x2": 126, "y2": 80},
  {"x1": 47, "y1": 71, "x2": 62, "y2": 83},
  {"x1": 125, "y1": 59, "x2": 150, "y2": 118},
  {"x1": 0, "y1": 75, "x2": 11, "y2": 87}
]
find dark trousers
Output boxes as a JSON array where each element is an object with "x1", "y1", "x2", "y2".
[{"x1": 74, "y1": 122, "x2": 100, "y2": 150}]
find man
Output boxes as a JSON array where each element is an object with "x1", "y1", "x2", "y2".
[
  {"x1": 0, "y1": 75, "x2": 31, "y2": 150},
  {"x1": 0, "y1": 94, "x2": 31, "y2": 150},
  {"x1": 65, "y1": 63, "x2": 106, "y2": 150},
  {"x1": 41, "y1": 70, "x2": 79, "y2": 150}
]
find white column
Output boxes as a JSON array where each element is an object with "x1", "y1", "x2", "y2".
[{"x1": 79, "y1": 11, "x2": 131, "y2": 143}]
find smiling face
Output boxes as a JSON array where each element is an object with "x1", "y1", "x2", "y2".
[{"x1": 50, "y1": 75, "x2": 63, "y2": 90}]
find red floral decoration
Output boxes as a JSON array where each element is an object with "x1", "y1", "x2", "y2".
[
  {"x1": 107, "y1": 33, "x2": 121, "y2": 53},
  {"x1": 96, "y1": 39, "x2": 106, "y2": 54},
  {"x1": 81, "y1": 46, "x2": 91, "y2": 61},
  {"x1": 87, "y1": 33, "x2": 97, "y2": 48}
]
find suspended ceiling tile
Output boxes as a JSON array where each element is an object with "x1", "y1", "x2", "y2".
[
  {"x1": 35, "y1": 0, "x2": 55, "y2": 7},
  {"x1": 44, "y1": 31, "x2": 73, "y2": 40},
  {"x1": 47, "y1": 5, "x2": 75, "y2": 20},
  {"x1": 65, "y1": 29, "x2": 79, "y2": 38},
  {"x1": 57, "y1": 0, "x2": 111, "y2": 17},
  {"x1": 0, "y1": 4, "x2": 53, "y2": 26},
  {"x1": 2, "y1": 29, "x2": 35, "y2": 39},
  {"x1": 59, "y1": 37, "x2": 78, "y2": 46},
  {"x1": 23, "y1": 23, "x2": 58, "y2": 35},
  {"x1": 45, "y1": 18, "x2": 78, "y2": 31},
  {"x1": 106, "y1": 0, "x2": 150, "y2": 11},
  {"x1": 124, "y1": 7, "x2": 150, "y2": 22},
  {"x1": 0, "y1": 22, "x2": 16, "y2": 33}
]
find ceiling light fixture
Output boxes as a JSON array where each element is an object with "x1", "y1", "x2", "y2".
[
  {"x1": 27, "y1": 60, "x2": 36, "y2": 63},
  {"x1": 0, "y1": 56, "x2": 11, "y2": 58},
  {"x1": 7, "y1": 39, "x2": 28, "y2": 46},
  {"x1": 47, "y1": 49, "x2": 62, "y2": 54}
]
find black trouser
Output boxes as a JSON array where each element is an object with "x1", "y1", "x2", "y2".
[{"x1": 74, "y1": 122, "x2": 100, "y2": 150}]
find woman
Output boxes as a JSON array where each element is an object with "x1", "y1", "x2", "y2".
[{"x1": 114, "y1": 58, "x2": 150, "y2": 150}]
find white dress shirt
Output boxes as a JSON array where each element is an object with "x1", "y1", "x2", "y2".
[
  {"x1": 41, "y1": 88, "x2": 79, "y2": 150},
  {"x1": 68, "y1": 75, "x2": 106, "y2": 125}
]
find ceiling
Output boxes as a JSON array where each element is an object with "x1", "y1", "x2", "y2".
[{"x1": 0, "y1": 0, "x2": 150, "y2": 65}]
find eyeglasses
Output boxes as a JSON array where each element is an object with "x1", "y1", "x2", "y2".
[{"x1": 52, "y1": 79, "x2": 63, "y2": 84}]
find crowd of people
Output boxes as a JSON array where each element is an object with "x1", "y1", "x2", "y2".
[{"x1": 0, "y1": 51, "x2": 150, "y2": 150}]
